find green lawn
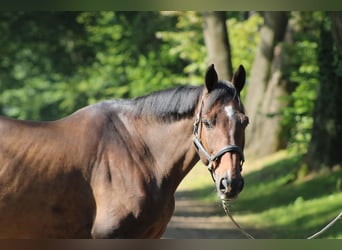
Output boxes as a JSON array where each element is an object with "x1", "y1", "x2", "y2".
[{"x1": 177, "y1": 150, "x2": 342, "y2": 239}]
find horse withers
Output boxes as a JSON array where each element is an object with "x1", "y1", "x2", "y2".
[{"x1": 0, "y1": 64, "x2": 248, "y2": 238}]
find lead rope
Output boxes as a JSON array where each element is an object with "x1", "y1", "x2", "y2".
[
  {"x1": 307, "y1": 211, "x2": 342, "y2": 239},
  {"x1": 221, "y1": 200, "x2": 255, "y2": 239},
  {"x1": 221, "y1": 200, "x2": 342, "y2": 239}
]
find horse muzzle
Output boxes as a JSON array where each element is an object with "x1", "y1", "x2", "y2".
[
  {"x1": 192, "y1": 135, "x2": 245, "y2": 200},
  {"x1": 216, "y1": 174, "x2": 244, "y2": 201}
]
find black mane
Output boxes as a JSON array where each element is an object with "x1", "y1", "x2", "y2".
[
  {"x1": 132, "y1": 86, "x2": 203, "y2": 122},
  {"x1": 99, "y1": 82, "x2": 237, "y2": 123}
]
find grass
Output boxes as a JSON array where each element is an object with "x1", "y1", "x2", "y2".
[{"x1": 177, "y1": 150, "x2": 342, "y2": 239}]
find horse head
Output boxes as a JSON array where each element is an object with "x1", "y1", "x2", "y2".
[{"x1": 193, "y1": 64, "x2": 248, "y2": 201}]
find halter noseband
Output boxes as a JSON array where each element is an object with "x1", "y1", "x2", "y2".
[{"x1": 192, "y1": 95, "x2": 245, "y2": 181}]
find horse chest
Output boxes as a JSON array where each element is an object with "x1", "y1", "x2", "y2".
[
  {"x1": 129, "y1": 196, "x2": 175, "y2": 238},
  {"x1": 91, "y1": 186, "x2": 175, "y2": 239}
]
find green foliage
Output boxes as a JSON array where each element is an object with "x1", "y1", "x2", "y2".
[
  {"x1": 228, "y1": 12, "x2": 262, "y2": 79},
  {"x1": 157, "y1": 11, "x2": 207, "y2": 85},
  {"x1": 73, "y1": 11, "x2": 180, "y2": 99},
  {"x1": 0, "y1": 12, "x2": 181, "y2": 120},
  {"x1": 307, "y1": 12, "x2": 342, "y2": 169},
  {"x1": 228, "y1": 12, "x2": 263, "y2": 99},
  {"x1": 0, "y1": 12, "x2": 95, "y2": 120},
  {"x1": 281, "y1": 12, "x2": 323, "y2": 152},
  {"x1": 0, "y1": 11, "x2": 262, "y2": 121}
]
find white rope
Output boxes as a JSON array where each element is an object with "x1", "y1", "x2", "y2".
[
  {"x1": 307, "y1": 211, "x2": 342, "y2": 239},
  {"x1": 222, "y1": 200, "x2": 254, "y2": 239},
  {"x1": 222, "y1": 200, "x2": 341, "y2": 239}
]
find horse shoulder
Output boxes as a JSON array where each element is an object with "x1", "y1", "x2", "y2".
[
  {"x1": 88, "y1": 116, "x2": 176, "y2": 238},
  {"x1": 0, "y1": 109, "x2": 102, "y2": 238}
]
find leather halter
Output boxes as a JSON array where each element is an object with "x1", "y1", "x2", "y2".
[{"x1": 192, "y1": 95, "x2": 245, "y2": 181}]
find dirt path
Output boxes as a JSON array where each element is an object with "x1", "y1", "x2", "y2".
[
  {"x1": 162, "y1": 155, "x2": 283, "y2": 239},
  {"x1": 161, "y1": 163, "x2": 253, "y2": 239},
  {"x1": 163, "y1": 190, "x2": 245, "y2": 239}
]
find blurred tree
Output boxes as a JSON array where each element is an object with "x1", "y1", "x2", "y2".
[
  {"x1": 0, "y1": 12, "x2": 95, "y2": 120},
  {"x1": 0, "y1": 12, "x2": 180, "y2": 120},
  {"x1": 227, "y1": 12, "x2": 262, "y2": 86},
  {"x1": 157, "y1": 11, "x2": 207, "y2": 85},
  {"x1": 331, "y1": 12, "x2": 342, "y2": 57},
  {"x1": 280, "y1": 12, "x2": 323, "y2": 153},
  {"x1": 305, "y1": 12, "x2": 342, "y2": 171},
  {"x1": 75, "y1": 12, "x2": 179, "y2": 99},
  {"x1": 244, "y1": 12, "x2": 289, "y2": 157},
  {"x1": 158, "y1": 11, "x2": 261, "y2": 87},
  {"x1": 203, "y1": 11, "x2": 233, "y2": 80},
  {"x1": 0, "y1": 11, "x2": 262, "y2": 126}
]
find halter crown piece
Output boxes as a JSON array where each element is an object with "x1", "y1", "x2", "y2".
[{"x1": 192, "y1": 95, "x2": 245, "y2": 181}]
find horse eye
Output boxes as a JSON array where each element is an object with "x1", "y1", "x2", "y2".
[{"x1": 202, "y1": 119, "x2": 213, "y2": 129}]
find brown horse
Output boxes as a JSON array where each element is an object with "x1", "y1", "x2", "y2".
[{"x1": 0, "y1": 64, "x2": 248, "y2": 238}]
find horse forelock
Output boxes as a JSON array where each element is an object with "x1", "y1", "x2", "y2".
[{"x1": 204, "y1": 81, "x2": 238, "y2": 113}]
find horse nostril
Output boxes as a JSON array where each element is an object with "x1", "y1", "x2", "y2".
[
  {"x1": 219, "y1": 178, "x2": 229, "y2": 192},
  {"x1": 218, "y1": 177, "x2": 244, "y2": 194}
]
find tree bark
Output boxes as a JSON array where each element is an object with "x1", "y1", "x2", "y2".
[
  {"x1": 306, "y1": 12, "x2": 342, "y2": 171},
  {"x1": 203, "y1": 11, "x2": 233, "y2": 80},
  {"x1": 244, "y1": 12, "x2": 289, "y2": 158},
  {"x1": 331, "y1": 12, "x2": 342, "y2": 56}
]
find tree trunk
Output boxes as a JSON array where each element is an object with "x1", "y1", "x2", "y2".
[
  {"x1": 203, "y1": 11, "x2": 233, "y2": 80},
  {"x1": 331, "y1": 12, "x2": 342, "y2": 56},
  {"x1": 244, "y1": 12, "x2": 289, "y2": 158},
  {"x1": 306, "y1": 12, "x2": 342, "y2": 171}
]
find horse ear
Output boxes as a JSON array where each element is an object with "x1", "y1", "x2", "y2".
[
  {"x1": 205, "y1": 64, "x2": 218, "y2": 93},
  {"x1": 231, "y1": 65, "x2": 246, "y2": 93}
]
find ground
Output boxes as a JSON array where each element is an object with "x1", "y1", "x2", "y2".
[
  {"x1": 163, "y1": 191, "x2": 245, "y2": 239},
  {"x1": 162, "y1": 165, "x2": 256, "y2": 239}
]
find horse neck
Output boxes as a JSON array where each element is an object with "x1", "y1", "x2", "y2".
[
  {"x1": 134, "y1": 116, "x2": 200, "y2": 194},
  {"x1": 98, "y1": 86, "x2": 204, "y2": 195},
  {"x1": 123, "y1": 112, "x2": 199, "y2": 194}
]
